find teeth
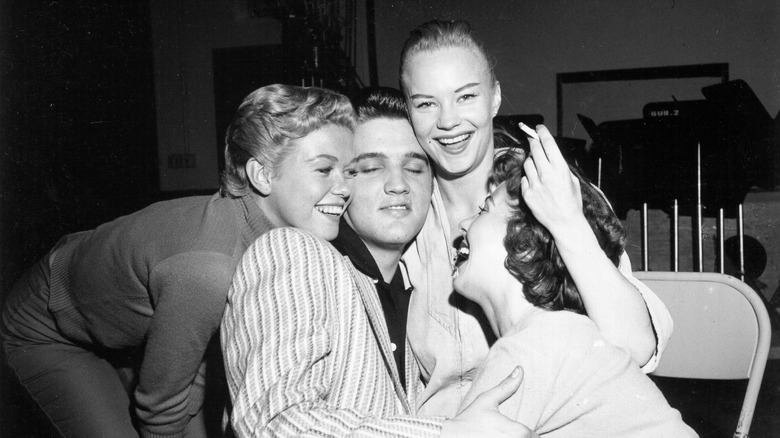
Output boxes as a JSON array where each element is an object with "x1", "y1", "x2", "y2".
[
  {"x1": 387, "y1": 205, "x2": 408, "y2": 210},
  {"x1": 438, "y1": 133, "x2": 470, "y2": 145},
  {"x1": 316, "y1": 205, "x2": 343, "y2": 216},
  {"x1": 452, "y1": 245, "x2": 469, "y2": 276}
]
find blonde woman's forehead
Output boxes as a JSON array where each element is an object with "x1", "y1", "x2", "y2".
[{"x1": 403, "y1": 47, "x2": 494, "y2": 93}]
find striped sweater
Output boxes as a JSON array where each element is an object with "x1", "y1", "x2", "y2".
[{"x1": 221, "y1": 228, "x2": 444, "y2": 438}]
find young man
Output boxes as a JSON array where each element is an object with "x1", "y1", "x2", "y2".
[{"x1": 221, "y1": 88, "x2": 533, "y2": 438}]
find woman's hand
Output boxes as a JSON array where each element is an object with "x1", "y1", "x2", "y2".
[{"x1": 520, "y1": 125, "x2": 585, "y2": 235}]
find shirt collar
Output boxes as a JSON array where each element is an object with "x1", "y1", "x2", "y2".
[{"x1": 331, "y1": 220, "x2": 388, "y2": 283}]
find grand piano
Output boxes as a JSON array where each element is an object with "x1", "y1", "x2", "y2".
[{"x1": 577, "y1": 79, "x2": 777, "y2": 219}]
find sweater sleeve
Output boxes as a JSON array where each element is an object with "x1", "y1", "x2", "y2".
[
  {"x1": 591, "y1": 183, "x2": 673, "y2": 373},
  {"x1": 134, "y1": 251, "x2": 233, "y2": 438},
  {"x1": 617, "y1": 252, "x2": 674, "y2": 373},
  {"x1": 222, "y1": 228, "x2": 443, "y2": 438}
]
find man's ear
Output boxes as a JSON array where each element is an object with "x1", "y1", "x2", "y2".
[
  {"x1": 491, "y1": 81, "x2": 502, "y2": 117},
  {"x1": 246, "y1": 158, "x2": 272, "y2": 196}
]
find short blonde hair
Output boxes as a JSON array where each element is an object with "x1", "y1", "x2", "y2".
[{"x1": 221, "y1": 84, "x2": 355, "y2": 197}]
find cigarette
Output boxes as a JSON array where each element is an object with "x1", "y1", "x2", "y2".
[{"x1": 518, "y1": 122, "x2": 539, "y2": 140}]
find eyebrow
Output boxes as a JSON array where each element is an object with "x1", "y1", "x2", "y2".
[
  {"x1": 455, "y1": 82, "x2": 480, "y2": 93},
  {"x1": 351, "y1": 152, "x2": 387, "y2": 163},
  {"x1": 409, "y1": 82, "x2": 481, "y2": 100},
  {"x1": 405, "y1": 152, "x2": 429, "y2": 163},
  {"x1": 351, "y1": 151, "x2": 428, "y2": 163},
  {"x1": 305, "y1": 154, "x2": 339, "y2": 163}
]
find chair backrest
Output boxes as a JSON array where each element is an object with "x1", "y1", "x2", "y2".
[{"x1": 635, "y1": 271, "x2": 771, "y2": 438}]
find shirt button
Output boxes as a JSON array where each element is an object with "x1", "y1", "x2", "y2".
[
  {"x1": 391, "y1": 342, "x2": 397, "y2": 352},
  {"x1": 372, "y1": 278, "x2": 379, "y2": 284}
]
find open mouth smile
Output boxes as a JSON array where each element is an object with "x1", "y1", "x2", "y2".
[
  {"x1": 315, "y1": 204, "x2": 345, "y2": 216},
  {"x1": 453, "y1": 240, "x2": 470, "y2": 273},
  {"x1": 436, "y1": 132, "x2": 472, "y2": 147}
]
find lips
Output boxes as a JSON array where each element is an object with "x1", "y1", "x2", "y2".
[
  {"x1": 435, "y1": 132, "x2": 472, "y2": 150},
  {"x1": 382, "y1": 203, "x2": 409, "y2": 211},
  {"x1": 315, "y1": 204, "x2": 345, "y2": 216}
]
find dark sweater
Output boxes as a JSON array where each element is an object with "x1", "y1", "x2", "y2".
[{"x1": 48, "y1": 192, "x2": 272, "y2": 438}]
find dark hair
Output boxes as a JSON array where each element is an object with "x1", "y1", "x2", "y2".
[
  {"x1": 399, "y1": 19, "x2": 497, "y2": 92},
  {"x1": 500, "y1": 164, "x2": 627, "y2": 314},
  {"x1": 221, "y1": 84, "x2": 355, "y2": 197},
  {"x1": 489, "y1": 128, "x2": 528, "y2": 190},
  {"x1": 352, "y1": 86, "x2": 409, "y2": 122}
]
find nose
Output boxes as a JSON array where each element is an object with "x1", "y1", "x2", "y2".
[
  {"x1": 385, "y1": 168, "x2": 410, "y2": 195},
  {"x1": 331, "y1": 172, "x2": 352, "y2": 198},
  {"x1": 437, "y1": 102, "x2": 461, "y2": 130},
  {"x1": 458, "y1": 214, "x2": 477, "y2": 238}
]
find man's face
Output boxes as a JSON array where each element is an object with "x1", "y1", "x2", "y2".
[{"x1": 345, "y1": 117, "x2": 433, "y2": 255}]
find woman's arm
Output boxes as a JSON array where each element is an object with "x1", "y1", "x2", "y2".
[
  {"x1": 519, "y1": 125, "x2": 670, "y2": 367},
  {"x1": 136, "y1": 252, "x2": 234, "y2": 437}
]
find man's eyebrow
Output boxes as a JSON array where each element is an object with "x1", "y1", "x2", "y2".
[
  {"x1": 353, "y1": 152, "x2": 387, "y2": 161},
  {"x1": 348, "y1": 152, "x2": 388, "y2": 165},
  {"x1": 404, "y1": 152, "x2": 429, "y2": 162}
]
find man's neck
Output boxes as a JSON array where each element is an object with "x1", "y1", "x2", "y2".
[{"x1": 364, "y1": 244, "x2": 404, "y2": 284}]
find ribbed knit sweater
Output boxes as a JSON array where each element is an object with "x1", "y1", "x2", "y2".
[{"x1": 47, "y1": 192, "x2": 272, "y2": 438}]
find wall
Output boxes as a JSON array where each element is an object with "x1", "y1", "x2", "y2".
[
  {"x1": 150, "y1": 0, "x2": 372, "y2": 192},
  {"x1": 372, "y1": 0, "x2": 779, "y2": 129},
  {"x1": 150, "y1": 0, "x2": 281, "y2": 191},
  {"x1": 151, "y1": 0, "x2": 779, "y2": 192}
]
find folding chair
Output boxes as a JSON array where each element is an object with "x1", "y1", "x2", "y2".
[{"x1": 635, "y1": 271, "x2": 772, "y2": 438}]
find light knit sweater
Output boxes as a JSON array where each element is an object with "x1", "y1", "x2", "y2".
[{"x1": 462, "y1": 307, "x2": 697, "y2": 437}]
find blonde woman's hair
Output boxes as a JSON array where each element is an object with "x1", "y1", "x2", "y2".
[{"x1": 221, "y1": 84, "x2": 355, "y2": 197}]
